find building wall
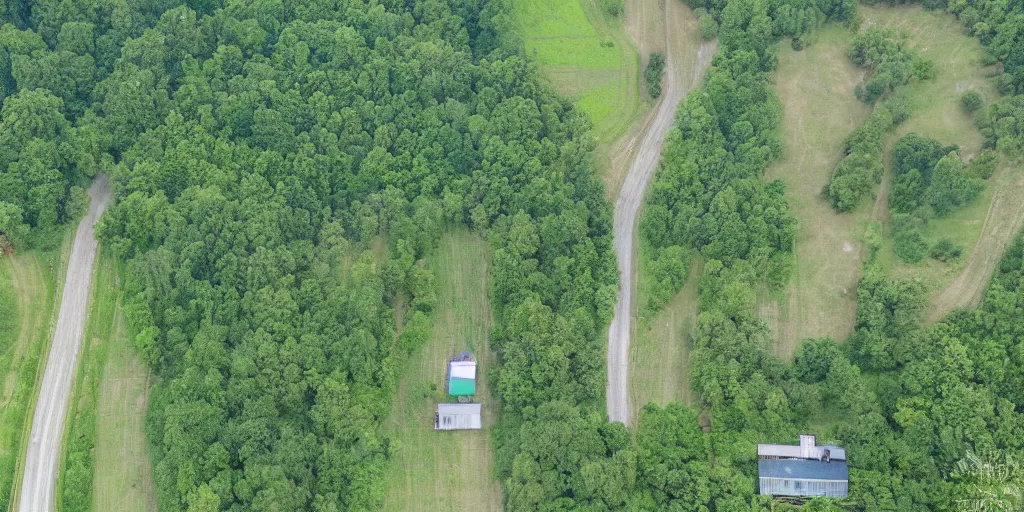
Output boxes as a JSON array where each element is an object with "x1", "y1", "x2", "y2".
[{"x1": 758, "y1": 477, "x2": 848, "y2": 498}]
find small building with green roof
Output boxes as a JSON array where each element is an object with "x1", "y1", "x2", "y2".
[{"x1": 448, "y1": 360, "x2": 476, "y2": 396}]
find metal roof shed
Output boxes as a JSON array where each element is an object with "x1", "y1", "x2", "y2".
[
  {"x1": 435, "y1": 403, "x2": 482, "y2": 430},
  {"x1": 758, "y1": 459, "x2": 849, "y2": 498}
]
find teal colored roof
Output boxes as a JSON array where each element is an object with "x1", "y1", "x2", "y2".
[{"x1": 448, "y1": 377, "x2": 475, "y2": 395}]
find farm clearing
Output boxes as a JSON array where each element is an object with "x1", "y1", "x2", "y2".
[
  {"x1": 382, "y1": 231, "x2": 501, "y2": 511},
  {"x1": 761, "y1": 5, "x2": 1020, "y2": 357}
]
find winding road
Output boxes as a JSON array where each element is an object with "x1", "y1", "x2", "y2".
[
  {"x1": 18, "y1": 174, "x2": 111, "y2": 512},
  {"x1": 606, "y1": 1, "x2": 715, "y2": 426}
]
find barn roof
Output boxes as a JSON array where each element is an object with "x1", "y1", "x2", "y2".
[
  {"x1": 436, "y1": 403, "x2": 482, "y2": 430},
  {"x1": 758, "y1": 459, "x2": 849, "y2": 481}
]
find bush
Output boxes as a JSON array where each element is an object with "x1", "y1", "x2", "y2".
[
  {"x1": 642, "y1": 245, "x2": 690, "y2": 312},
  {"x1": 892, "y1": 214, "x2": 929, "y2": 263},
  {"x1": 961, "y1": 90, "x2": 983, "y2": 113},
  {"x1": 928, "y1": 151, "x2": 983, "y2": 217},
  {"x1": 698, "y1": 15, "x2": 719, "y2": 40},
  {"x1": 795, "y1": 337, "x2": 843, "y2": 383},
  {"x1": 931, "y1": 238, "x2": 962, "y2": 262},
  {"x1": 968, "y1": 150, "x2": 998, "y2": 179},
  {"x1": 883, "y1": 94, "x2": 912, "y2": 125},
  {"x1": 644, "y1": 52, "x2": 666, "y2": 99},
  {"x1": 826, "y1": 152, "x2": 883, "y2": 212},
  {"x1": 601, "y1": 0, "x2": 624, "y2": 18}
]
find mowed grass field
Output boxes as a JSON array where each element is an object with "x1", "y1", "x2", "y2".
[
  {"x1": 59, "y1": 251, "x2": 156, "y2": 512},
  {"x1": 761, "y1": 6, "x2": 1015, "y2": 355},
  {"x1": 762, "y1": 24, "x2": 872, "y2": 359},
  {"x1": 856, "y1": 6, "x2": 1024, "y2": 318},
  {"x1": 514, "y1": 0, "x2": 646, "y2": 148},
  {"x1": 382, "y1": 231, "x2": 502, "y2": 511},
  {"x1": 629, "y1": 259, "x2": 701, "y2": 422},
  {"x1": 1, "y1": 239, "x2": 71, "y2": 508}
]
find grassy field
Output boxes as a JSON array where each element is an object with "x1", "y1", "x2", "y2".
[
  {"x1": 761, "y1": 24, "x2": 872, "y2": 359},
  {"x1": 514, "y1": 0, "x2": 647, "y2": 149},
  {"x1": 856, "y1": 6, "x2": 1024, "y2": 318},
  {"x1": 382, "y1": 231, "x2": 502, "y2": 511},
  {"x1": 629, "y1": 259, "x2": 702, "y2": 421},
  {"x1": 0, "y1": 238, "x2": 72, "y2": 508},
  {"x1": 58, "y1": 251, "x2": 156, "y2": 512},
  {"x1": 760, "y1": 5, "x2": 1014, "y2": 355}
]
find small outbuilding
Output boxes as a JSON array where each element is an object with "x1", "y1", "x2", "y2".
[
  {"x1": 757, "y1": 435, "x2": 848, "y2": 498},
  {"x1": 448, "y1": 359, "x2": 477, "y2": 396},
  {"x1": 434, "y1": 403, "x2": 482, "y2": 430}
]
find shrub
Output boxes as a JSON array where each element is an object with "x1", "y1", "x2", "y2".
[
  {"x1": 961, "y1": 90, "x2": 983, "y2": 113},
  {"x1": 795, "y1": 338, "x2": 843, "y2": 383},
  {"x1": 931, "y1": 238, "x2": 963, "y2": 262},
  {"x1": 601, "y1": 0, "x2": 624, "y2": 18},
  {"x1": 698, "y1": 15, "x2": 719, "y2": 40},
  {"x1": 644, "y1": 52, "x2": 666, "y2": 99},
  {"x1": 968, "y1": 150, "x2": 998, "y2": 179},
  {"x1": 928, "y1": 151, "x2": 983, "y2": 217},
  {"x1": 892, "y1": 213, "x2": 929, "y2": 263},
  {"x1": 826, "y1": 152, "x2": 883, "y2": 212},
  {"x1": 883, "y1": 94, "x2": 912, "y2": 125}
]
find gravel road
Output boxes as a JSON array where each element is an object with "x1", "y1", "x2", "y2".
[
  {"x1": 606, "y1": 3, "x2": 715, "y2": 426},
  {"x1": 18, "y1": 174, "x2": 111, "y2": 512}
]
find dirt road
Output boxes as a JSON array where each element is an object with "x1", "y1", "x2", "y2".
[
  {"x1": 18, "y1": 174, "x2": 111, "y2": 512},
  {"x1": 928, "y1": 174, "x2": 1024, "y2": 322},
  {"x1": 606, "y1": 0, "x2": 714, "y2": 426}
]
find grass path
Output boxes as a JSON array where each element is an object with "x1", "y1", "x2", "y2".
[
  {"x1": 382, "y1": 231, "x2": 501, "y2": 511},
  {"x1": 761, "y1": 25, "x2": 870, "y2": 359},
  {"x1": 1, "y1": 237, "x2": 71, "y2": 509},
  {"x1": 0, "y1": 255, "x2": 48, "y2": 508},
  {"x1": 58, "y1": 251, "x2": 156, "y2": 512},
  {"x1": 629, "y1": 259, "x2": 701, "y2": 419}
]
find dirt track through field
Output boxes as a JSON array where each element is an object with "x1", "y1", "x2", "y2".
[
  {"x1": 606, "y1": 0, "x2": 714, "y2": 426},
  {"x1": 929, "y1": 173, "x2": 1024, "y2": 321},
  {"x1": 18, "y1": 175, "x2": 111, "y2": 512}
]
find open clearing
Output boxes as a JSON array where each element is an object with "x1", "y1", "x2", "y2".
[
  {"x1": 855, "y1": 5, "x2": 1024, "y2": 320},
  {"x1": 1, "y1": 241, "x2": 69, "y2": 509},
  {"x1": 761, "y1": 6, "x2": 1017, "y2": 355},
  {"x1": 382, "y1": 231, "x2": 501, "y2": 511},
  {"x1": 761, "y1": 24, "x2": 871, "y2": 360},
  {"x1": 629, "y1": 259, "x2": 701, "y2": 420},
  {"x1": 515, "y1": 0, "x2": 646, "y2": 152},
  {"x1": 59, "y1": 251, "x2": 156, "y2": 512}
]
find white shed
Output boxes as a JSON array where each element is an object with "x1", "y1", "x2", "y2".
[{"x1": 435, "y1": 403, "x2": 482, "y2": 430}]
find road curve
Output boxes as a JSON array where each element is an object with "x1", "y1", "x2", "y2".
[
  {"x1": 606, "y1": 3, "x2": 715, "y2": 426},
  {"x1": 18, "y1": 174, "x2": 112, "y2": 512}
]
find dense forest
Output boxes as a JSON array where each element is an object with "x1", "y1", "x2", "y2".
[
  {"x1": 3, "y1": 0, "x2": 1024, "y2": 508},
  {"x1": 1, "y1": 0, "x2": 623, "y2": 509}
]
